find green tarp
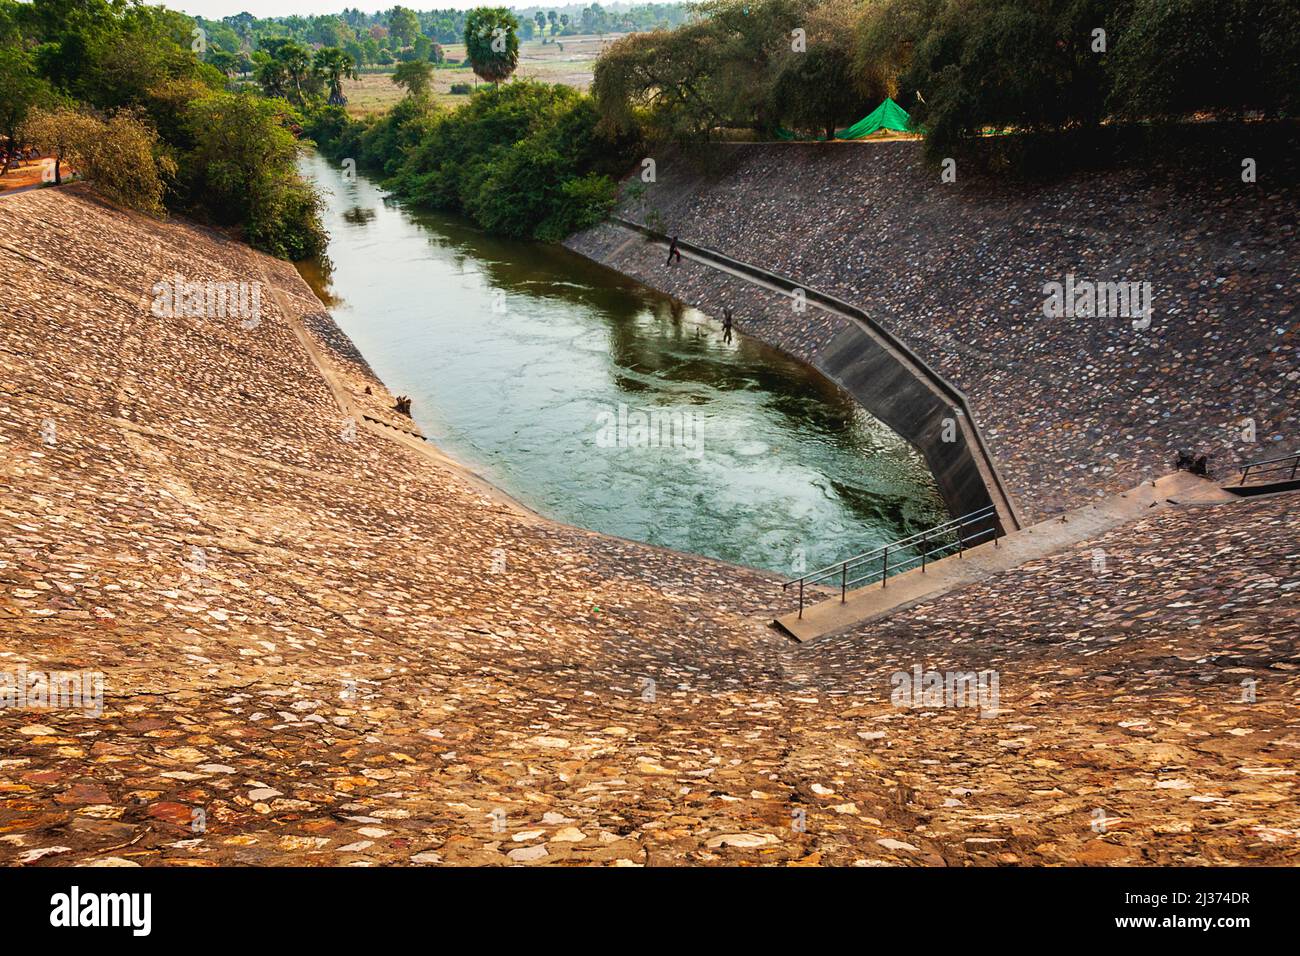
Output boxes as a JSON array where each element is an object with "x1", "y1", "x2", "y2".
[
  {"x1": 834, "y1": 97, "x2": 913, "y2": 139},
  {"x1": 774, "y1": 98, "x2": 913, "y2": 142}
]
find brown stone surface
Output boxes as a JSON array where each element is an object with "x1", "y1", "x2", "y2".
[{"x1": 0, "y1": 186, "x2": 1296, "y2": 867}]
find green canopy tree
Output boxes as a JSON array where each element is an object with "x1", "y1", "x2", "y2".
[
  {"x1": 0, "y1": 45, "x2": 53, "y2": 171},
  {"x1": 464, "y1": 8, "x2": 519, "y2": 84},
  {"x1": 392, "y1": 58, "x2": 434, "y2": 99},
  {"x1": 387, "y1": 6, "x2": 420, "y2": 48},
  {"x1": 771, "y1": 44, "x2": 863, "y2": 140}
]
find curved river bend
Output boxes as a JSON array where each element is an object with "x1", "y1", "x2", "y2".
[{"x1": 297, "y1": 151, "x2": 944, "y2": 576}]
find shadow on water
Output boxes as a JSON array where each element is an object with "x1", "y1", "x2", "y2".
[{"x1": 295, "y1": 150, "x2": 945, "y2": 575}]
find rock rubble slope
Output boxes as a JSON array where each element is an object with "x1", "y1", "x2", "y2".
[{"x1": 1, "y1": 186, "x2": 1296, "y2": 866}]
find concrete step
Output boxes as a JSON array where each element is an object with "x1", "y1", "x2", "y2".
[{"x1": 774, "y1": 471, "x2": 1237, "y2": 642}]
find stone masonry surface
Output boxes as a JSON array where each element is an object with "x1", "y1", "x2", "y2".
[
  {"x1": 567, "y1": 140, "x2": 1299, "y2": 521},
  {"x1": 0, "y1": 186, "x2": 1296, "y2": 866}
]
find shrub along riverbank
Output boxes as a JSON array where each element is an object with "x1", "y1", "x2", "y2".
[{"x1": 308, "y1": 81, "x2": 638, "y2": 242}]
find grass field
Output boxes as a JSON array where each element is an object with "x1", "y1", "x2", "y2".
[{"x1": 341, "y1": 34, "x2": 615, "y2": 116}]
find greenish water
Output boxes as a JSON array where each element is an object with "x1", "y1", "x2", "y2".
[{"x1": 297, "y1": 150, "x2": 944, "y2": 575}]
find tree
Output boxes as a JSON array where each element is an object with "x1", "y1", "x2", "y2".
[
  {"x1": 772, "y1": 44, "x2": 862, "y2": 140},
  {"x1": 208, "y1": 49, "x2": 239, "y2": 82},
  {"x1": 314, "y1": 46, "x2": 357, "y2": 107},
  {"x1": 392, "y1": 58, "x2": 433, "y2": 99},
  {"x1": 387, "y1": 6, "x2": 420, "y2": 48},
  {"x1": 22, "y1": 105, "x2": 96, "y2": 185},
  {"x1": 24, "y1": 105, "x2": 175, "y2": 215},
  {"x1": 258, "y1": 40, "x2": 317, "y2": 107},
  {"x1": 0, "y1": 45, "x2": 51, "y2": 173},
  {"x1": 464, "y1": 8, "x2": 519, "y2": 84},
  {"x1": 1110, "y1": 0, "x2": 1299, "y2": 121}
]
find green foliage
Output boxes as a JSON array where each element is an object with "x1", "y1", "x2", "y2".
[
  {"x1": 1, "y1": 0, "x2": 324, "y2": 259},
  {"x1": 0, "y1": 43, "x2": 53, "y2": 161},
  {"x1": 464, "y1": 7, "x2": 520, "y2": 83},
  {"x1": 311, "y1": 80, "x2": 632, "y2": 242},
  {"x1": 182, "y1": 93, "x2": 327, "y2": 259},
  {"x1": 1109, "y1": 0, "x2": 1300, "y2": 120},
  {"x1": 392, "y1": 59, "x2": 434, "y2": 99}
]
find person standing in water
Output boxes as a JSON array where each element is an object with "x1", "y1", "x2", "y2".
[
  {"x1": 666, "y1": 236, "x2": 682, "y2": 266},
  {"x1": 722, "y1": 307, "x2": 734, "y2": 344}
]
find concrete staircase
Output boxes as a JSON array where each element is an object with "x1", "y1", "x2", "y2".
[{"x1": 774, "y1": 471, "x2": 1238, "y2": 642}]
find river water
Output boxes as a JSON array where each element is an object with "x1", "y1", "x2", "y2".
[{"x1": 297, "y1": 150, "x2": 944, "y2": 575}]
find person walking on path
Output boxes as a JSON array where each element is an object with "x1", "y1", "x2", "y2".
[
  {"x1": 666, "y1": 236, "x2": 682, "y2": 266},
  {"x1": 722, "y1": 306, "x2": 734, "y2": 344}
]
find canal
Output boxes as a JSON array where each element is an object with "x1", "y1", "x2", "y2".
[{"x1": 297, "y1": 151, "x2": 945, "y2": 576}]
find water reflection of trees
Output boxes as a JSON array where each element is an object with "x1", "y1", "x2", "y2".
[{"x1": 342, "y1": 206, "x2": 376, "y2": 225}]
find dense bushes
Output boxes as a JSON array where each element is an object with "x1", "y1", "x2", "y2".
[{"x1": 310, "y1": 81, "x2": 634, "y2": 242}]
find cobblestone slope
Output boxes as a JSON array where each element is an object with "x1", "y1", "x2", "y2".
[
  {"x1": 568, "y1": 141, "x2": 1299, "y2": 520},
  {"x1": 1, "y1": 186, "x2": 1295, "y2": 866}
]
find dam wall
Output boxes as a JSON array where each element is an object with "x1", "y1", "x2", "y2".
[{"x1": 567, "y1": 138, "x2": 1299, "y2": 522}]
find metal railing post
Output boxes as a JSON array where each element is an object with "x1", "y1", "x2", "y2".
[
  {"x1": 881, "y1": 546, "x2": 888, "y2": 587},
  {"x1": 958, "y1": 524, "x2": 965, "y2": 558},
  {"x1": 798, "y1": 579, "x2": 804, "y2": 619},
  {"x1": 921, "y1": 531, "x2": 927, "y2": 572},
  {"x1": 841, "y1": 563, "x2": 847, "y2": 603}
]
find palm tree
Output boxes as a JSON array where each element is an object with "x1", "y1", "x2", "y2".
[
  {"x1": 314, "y1": 47, "x2": 357, "y2": 107},
  {"x1": 278, "y1": 42, "x2": 314, "y2": 107}
]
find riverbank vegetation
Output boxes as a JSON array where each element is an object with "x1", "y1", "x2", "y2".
[
  {"x1": 0, "y1": 0, "x2": 326, "y2": 258},
  {"x1": 594, "y1": 0, "x2": 1300, "y2": 167},
  {"x1": 308, "y1": 10, "x2": 635, "y2": 242}
]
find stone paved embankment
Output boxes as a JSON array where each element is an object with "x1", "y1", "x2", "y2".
[
  {"x1": 567, "y1": 140, "x2": 1299, "y2": 521},
  {"x1": 0, "y1": 186, "x2": 1295, "y2": 866}
]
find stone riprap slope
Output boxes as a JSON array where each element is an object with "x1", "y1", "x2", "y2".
[
  {"x1": 568, "y1": 141, "x2": 1298, "y2": 521},
  {"x1": 0, "y1": 187, "x2": 1295, "y2": 866}
]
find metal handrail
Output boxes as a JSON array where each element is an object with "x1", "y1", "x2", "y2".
[
  {"x1": 1237, "y1": 450, "x2": 1300, "y2": 486},
  {"x1": 782, "y1": 504, "x2": 1003, "y2": 618}
]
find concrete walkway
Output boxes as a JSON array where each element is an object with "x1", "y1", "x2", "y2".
[{"x1": 775, "y1": 471, "x2": 1238, "y2": 642}]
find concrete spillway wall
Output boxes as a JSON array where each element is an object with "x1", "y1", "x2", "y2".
[
  {"x1": 568, "y1": 136, "x2": 1299, "y2": 522},
  {"x1": 593, "y1": 217, "x2": 1019, "y2": 532}
]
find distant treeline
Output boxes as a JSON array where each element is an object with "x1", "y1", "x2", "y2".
[{"x1": 192, "y1": 4, "x2": 694, "y2": 70}]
